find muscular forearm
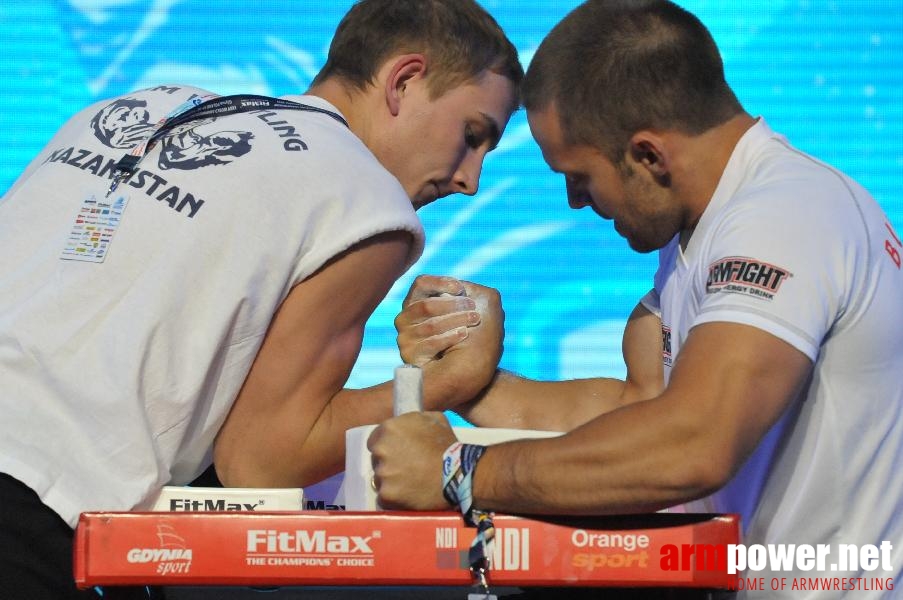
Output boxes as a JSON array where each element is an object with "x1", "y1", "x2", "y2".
[
  {"x1": 292, "y1": 371, "x2": 485, "y2": 485},
  {"x1": 471, "y1": 394, "x2": 724, "y2": 515},
  {"x1": 217, "y1": 362, "x2": 497, "y2": 488},
  {"x1": 288, "y1": 382, "x2": 396, "y2": 485},
  {"x1": 469, "y1": 323, "x2": 812, "y2": 515},
  {"x1": 455, "y1": 369, "x2": 638, "y2": 432}
]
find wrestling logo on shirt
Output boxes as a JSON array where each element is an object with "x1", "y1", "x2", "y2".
[
  {"x1": 90, "y1": 94, "x2": 255, "y2": 170},
  {"x1": 705, "y1": 256, "x2": 792, "y2": 301}
]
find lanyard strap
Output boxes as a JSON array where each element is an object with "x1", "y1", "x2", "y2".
[
  {"x1": 443, "y1": 442, "x2": 496, "y2": 597},
  {"x1": 149, "y1": 94, "x2": 348, "y2": 146},
  {"x1": 108, "y1": 94, "x2": 348, "y2": 194}
]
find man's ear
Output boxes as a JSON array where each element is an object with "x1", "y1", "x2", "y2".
[
  {"x1": 384, "y1": 54, "x2": 428, "y2": 116},
  {"x1": 628, "y1": 131, "x2": 671, "y2": 185}
]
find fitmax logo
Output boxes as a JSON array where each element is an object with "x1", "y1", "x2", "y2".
[
  {"x1": 169, "y1": 498, "x2": 260, "y2": 511},
  {"x1": 247, "y1": 530, "x2": 373, "y2": 554}
]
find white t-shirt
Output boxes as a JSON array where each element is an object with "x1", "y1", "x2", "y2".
[
  {"x1": 0, "y1": 85, "x2": 424, "y2": 527},
  {"x1": 644, "y1": 119, "x2": 903, "y2": 597}
]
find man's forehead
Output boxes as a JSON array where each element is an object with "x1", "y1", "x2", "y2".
[
  {"x1": 527, "y1": 104, "x2": 566, "y2": 151},
  {"x1": 464, "y1": 68, "x2": 518, "y2": 107},
  {"x1": 461, "y1": 72, "x2": 519, "y2": 136},
  {"x1": 527, "y1": 103, "x2": 605, "y2": 172}
]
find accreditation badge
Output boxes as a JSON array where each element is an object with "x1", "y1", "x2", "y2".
[{"x1": 60, "y1": 193, "x2": 129, "y2": 263}]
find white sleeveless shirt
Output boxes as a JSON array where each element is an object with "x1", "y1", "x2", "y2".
[{"x1": 0, "y1": 85, "x2": 424, "y2": 527}]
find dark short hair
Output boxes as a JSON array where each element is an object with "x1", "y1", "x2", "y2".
[
  {"x1": 522, "y1": 0, "x2": 743, "y2": 162},
  {"x1": 312, "y1": 0, "x2": 523, "y2": 102}
]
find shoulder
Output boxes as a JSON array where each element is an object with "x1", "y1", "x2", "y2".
[
  {"x1": 252, "y1": 98, "x2": 414, "y2": 216},
  {"x1": 86, "y1": 84, "x2": 216, "y2": 116},
  {"x1": 733, "y1": 125, "x2": 869, "y2": 229},
  {"x1": 711, "y1": 144, "x2": 868, "y2": 252}
]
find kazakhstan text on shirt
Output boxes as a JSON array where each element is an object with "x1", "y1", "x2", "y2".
[{"x1": 43, "y1": 146, "x2": 204, "y2": 218}]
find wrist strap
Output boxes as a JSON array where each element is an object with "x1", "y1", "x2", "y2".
[{"x1": 442, "y1": 442, "x2": 496, "y2": 595}]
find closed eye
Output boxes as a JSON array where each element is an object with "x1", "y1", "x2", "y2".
[
  {"x1": 467, "y1": 113, "x2": 502, "y2": 152},
  {"x1": 465, "y1": 124, "x2": 481, "y2": 149}
]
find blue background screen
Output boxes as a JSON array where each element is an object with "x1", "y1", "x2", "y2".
[{"x1": 2, "y1": 1, "x2": 900, "y2": 410}]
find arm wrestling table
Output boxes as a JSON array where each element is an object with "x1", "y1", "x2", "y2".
[{"x1": 74, "y1": 510, "x2": 740, "y2": 598}]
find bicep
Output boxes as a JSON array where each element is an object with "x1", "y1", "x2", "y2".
[
  {"x1": 665, "y1": 321, "x2": 812, "y2": 479},
  {"x1": 620, "y1": 302, "x2": 665, "y2": 403}
]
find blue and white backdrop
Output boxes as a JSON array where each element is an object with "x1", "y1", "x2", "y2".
[{"x1": 2, "y1": 2, "x2": 901, "y2": 417}]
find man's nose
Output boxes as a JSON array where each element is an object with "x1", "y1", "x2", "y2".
[
  {"x1": 451, "y1": 149, "x2": 484, "y2": 196},
  {"x1": 566, "y1": 180, "x2": 591, "y2": 209}
]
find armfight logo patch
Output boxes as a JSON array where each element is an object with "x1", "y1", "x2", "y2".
[{"x1": 706, "y1": 256, "x2": 792, "y2": 301}]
